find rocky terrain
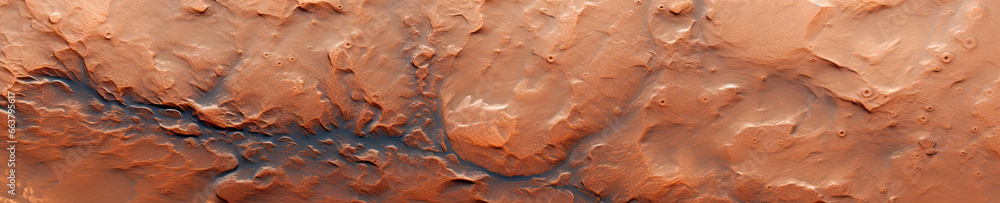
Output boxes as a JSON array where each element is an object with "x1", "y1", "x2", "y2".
[{"x1": 1, "y1": 0, "x2": 999, "y2": 202}]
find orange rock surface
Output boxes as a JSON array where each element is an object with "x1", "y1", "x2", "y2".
[{"x1": 2, "y1": 0, "x2": 999, "y2": 202}]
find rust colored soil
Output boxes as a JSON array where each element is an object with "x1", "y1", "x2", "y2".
[{"x1": 1, "y1": 0, "x2": 999, "y2": 202}]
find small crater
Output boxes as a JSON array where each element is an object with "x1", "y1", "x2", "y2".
[
  {"x1": 837, "y1": 130, "x2": 846, "y2": 137},
  {"x1": 968, "y1": 6, "x2": 985, "y2": 20},
  {"x1": 941, "y1": 53, "x2": 953, "y2": 63},
  {"x1": 288, "y1": 57, "x2": 296, "y2": 61},
  {"x1": 104, "y1": 32, "x2": 113, "y2": 39},
  {"x1": 960, "y1": 151, "x2": 968, "y2": 156},
  {"x1": 861, "y1": 88, "x2": 874, "y2": 98},
  {"x1": 546, "y1": 55, "x2": 556, "y2": 63},
  {"x1": 963, "y1": 38, "x2": 977, "y2": 49},
  {"x1": 925, "y1": 106, "x2": 934, "y2": 111}
]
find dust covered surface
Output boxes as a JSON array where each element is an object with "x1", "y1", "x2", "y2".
[{"x1": 2, "y1": 0, "x2": 1000, "y2": 202}]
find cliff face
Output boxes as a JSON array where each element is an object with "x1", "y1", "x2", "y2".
[{"x1": 1, "y1": 0, "x2": 999, "y2": 202}]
